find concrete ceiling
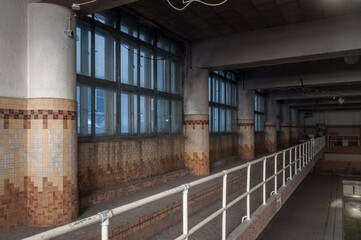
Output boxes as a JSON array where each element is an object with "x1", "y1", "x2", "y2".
[{"x1": 125, "y1": 0, "x2": 361, "y2": 41}]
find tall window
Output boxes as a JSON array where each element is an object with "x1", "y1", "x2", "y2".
[
  {"x1": 254, "y1": 92, "x2": 264, "y2": 132},
  {"x1": 276, "y1": 102, "x2": 281, "y2": 131},
  {"x1": 209, "y1": 71, "x2": 237, "y2": 133},
  {"x1": 76, "y1": 12, "x2": 183, "y2": 137}
]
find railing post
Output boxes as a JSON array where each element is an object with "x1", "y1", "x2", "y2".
[
  {"x1": 289, "y1": 148, "x2": 293, "y2": 180},
  {"x1": 294, "y1": 146, "x2": 297, "y2": 174},
  {"x1": 274, "y1": 155, "x2": 278, "y2": 194},
  {"x1": 182, "y1": 184, "x2": 190, "y2": 240},
  {"x1": 299, "y1": 145, "x2": 302, "y2": 170},
  {"x1": 263, "y1": 157, "x2": 267, "y2": 205},
  {"x1": 99, "y1": 210, "x2": 113, "y2": 240},
  {"x1": 282, "y1": 151, "x2": 286, "y2": 186},
  {"x1": 306, "y1": 142, "x2": 308, "y2": 164},
  {"x1": 246, "y1": 163, "x2": 251, "y2": 220},
  {"x1": 303, "y1": 143, "x2": 305, "y2": 167},
  {"x1": 222, "y1": 170, "x2": 228, "y2": 240}
]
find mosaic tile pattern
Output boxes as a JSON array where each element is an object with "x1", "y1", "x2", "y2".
[
  {"x1": 265, "y1": 122, "x2": 277, "y2": 152},
  {"x1": 0, "y1": 97, "x2": 78, "y2": 231},
  {"x1": 237, "y1": 119, "x2": 255, "y2": 160},
  {"x1": 78, "y1": 138, "x2": 185, "y2": 198},
  {"x1": 184, "y1": 115, "x2": 210, "y2": 175}
]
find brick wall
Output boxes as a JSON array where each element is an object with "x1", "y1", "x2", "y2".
[
  {"x1": 78, "y1": 137, "x2": 185, "y2": 198},
  {"x1": 209, "y1": 134, "x2": 238, "y2": 162}
]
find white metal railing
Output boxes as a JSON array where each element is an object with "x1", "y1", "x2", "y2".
[{"x1": 24, "y1": 137, "x2": 325, "y2": 240}]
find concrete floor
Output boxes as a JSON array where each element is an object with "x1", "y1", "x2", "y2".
[{"x1": 257, "y1": 174, "x2": 343, "y2": 240}]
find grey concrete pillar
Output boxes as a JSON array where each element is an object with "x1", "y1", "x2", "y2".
[
  {"x1": 27, "y1": 3, "x2": 78, "y2": 226},
  {"x1": 184, "y1": 51, "x2": 209, "y2": 175},
  {"x1": 290, "y1": 108, "x2": 299, "y2": 144},
  {"x1": 237, "y1": 81, "x2": 254, "y2": 160},
  {"x1": 265, "y1": 95, "x2": 277, "y2": 152},
  {"x1": 280, "y1": 103, "x2": 290, "y2": 147}
]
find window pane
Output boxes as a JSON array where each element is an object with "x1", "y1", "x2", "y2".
[
  {"x1": 76, "y1": 21, "x2": 91, "y2": 76},
  {"x1": 226, "y1": 82, "x2": 231, "y2": 105},
  {"x1": 213, "y1": 77, "x2": 219, "y2": 103},
  {"x1": 140, "y1": 46, "x2": 154, "y2": 89},
  {"x1": 171, "y1": 42, "x2": 182, "y2": 55},
  {"x1": 171, "y1": 60, "x2": 182, "y2": 94},
  {"x1": 226, "y1": 71, "x2": 232, "y2": 80},
  {"x1": 121, "y1": 38, "x2": 138, "y2": 86},
  {"x1": 157, "y1": 53, "x2": 170, "y2": 92},
  {"x1": 254, "y1": 94, "x2": 258, "y2": 112},
  {"x1": 95, "y1": 88, "x2": 116, "y2": 135},
  {"x1": 139, "y1": 26, "x2": 154, "y2": 45},
  {"x1": 209, "y1": 107, "x2": 212, "y2": 132},
  {"x1": 171, "y1": 99, "x2": 182, "y2": 133},
  {"x1": 220, "y1": 80, "x2": 225, "y2": 104},
  {"x1": 208, "y1": 76, "x2": 212, "y2": 102},
  {"x1": 157, "y1": 35, "x2": 170, "y2": 52},
  {"x1": 95, "y1": 27, "x2": 116, "y2": 81},
  {"x1": 226, "y1": 109, "x2": 232, "y2": 132},
  {"x1": 232, "y1": 83, "x2": 237, "y2": 106},
  {"x1": 220, "y1": 108, "x2": 225, "y2": 132},
  {"x1": 94, "y1": 12, "x2": 116, "y2": 28},
  {"x1": 77, "y1": 84, "x2": 91, "y2": 136},
  {"x1": 157, "y1": 97, "x2": 170, "y2": 133},
  {"x1": 140, "y1": 95, "x2": 154, "y2": 134},
  {"x1": 121, "y1": 91, "x2": 137, "y2": 134},
  {"x1": 121, "y1": 18, "x2": 137, "y2": 38},
  {"x1": 213, "y1": 107, "x2": 219, "y2": 132}
]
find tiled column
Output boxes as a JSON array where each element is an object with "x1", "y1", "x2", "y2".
[
  {"x1": 237, "y1": 82, "x2": 254, "y2": 160},
  {"x1": 291, "y1": 107, "x2": 299, "y2": 144},
  {"x1": 280, "y1": 103, "x2": 290, "y2": 147},
  {"x1": 264, "y1": 95, "x2": 277, "y2": 152},
  {"x1": 26, "y1": 3, "x2": 78, "y2": 226},
  {"x1": 184, "y1": 59, "x2": 209, "y2": 175}
]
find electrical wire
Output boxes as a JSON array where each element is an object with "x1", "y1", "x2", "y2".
[
  {"x1": 93, "y1": 15, "x2": 169, "y2": 61},
  {"x1": 167, "y1": 0, "x2": 228, "y2": 11}
]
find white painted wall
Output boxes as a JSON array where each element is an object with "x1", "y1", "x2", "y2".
[
  {"x1": 305, "y1": 110, "x2": 361, "y2": 125},
  {"x1": 0, "y1": 0, "x2": 28, "y2": 98},
  {"x1": 28, "y1": 3, "x2": 76, "y2": 100}
]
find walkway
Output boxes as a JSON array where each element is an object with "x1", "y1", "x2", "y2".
[{"x1": 257, "y1": 174, "x2": 343, "y2": 240}]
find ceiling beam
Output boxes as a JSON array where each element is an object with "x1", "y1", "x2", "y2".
[{"x1": 192, "y1": 13, "x2": 361, "y2": 70}]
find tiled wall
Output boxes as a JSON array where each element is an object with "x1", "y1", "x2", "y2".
[
  {"x1": 280, "y1": 123, "x2": 290, "y2": 147},
  {"x1": 0, "y1": 97, "x2": 78, "y2": 232},
  {"x1": 184, "y1": 115, "x2": 210, "y2": 175},
  {"x1": 237, "y1": 120, "x2": 255, "y2": 160},
  {"x1": 209, "y1": 134, "x2": 238, "y2": 162},
  {"x1": 78, "y1": 137, "x2": 185, "y2": 198},
  {"x1": 255, "y1": 132, "x2": 266, "y2": 155},
  {"x1": 265, "y1": 122, "x2": 277, "y2": 153}
]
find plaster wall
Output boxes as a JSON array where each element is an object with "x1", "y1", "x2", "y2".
[{"x1": 0, "y1": 0, "x2": 28, "y2": 98}]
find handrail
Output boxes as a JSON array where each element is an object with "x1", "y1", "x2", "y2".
[{"x1": 24, "y1": 137, "x2": 325, "y2": 240}]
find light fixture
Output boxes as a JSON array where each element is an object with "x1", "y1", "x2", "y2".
[
  {"x1": 167, "y1": 0, "x2": 228, "y2": 11},
  {"x1": 72, "y1": 0, "x2": 97, "y2": 11},
  {"x1": 338, "y1": 97, "x2": 345, "y2": 105}
]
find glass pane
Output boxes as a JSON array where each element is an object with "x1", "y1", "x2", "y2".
[
  {"x1": 95, "y1": 27, "x2": 116, "y2": 81},
  {"x1": 220, "y1": 108, "x2": 225, "y2": 132},
  {"x1": 226, "y1": 109, "x2": 232, "y2": 132},
  {"x1": 254, "y1": 94, "x2": 258, "y2": 111},
  {"x1": 76, "y1": 21, "x2": 91, "y2": 76},
  {"x1": 121, "y1": 38, "x2": 138, "y2": 86},
  {"x1": 121, "y1": 18, "x2": 138, "y2": 38},
  {"x1": 226, "y1": 71, "x2": 232, "y2": 80},
  {"x1": 157, "y1": 53, "x2": 170, "y2": 92},
  {"x1": 220, "y1": 80, "x2": 225, "y2": 104},
  {"x1": 157, "y1": 35, "x2": 170, "y2": 52},
  {"x1": 94, "y1": 12, "x2": 116, "y2": 28},
  {"x1": 226, "y1": 82, "x2": 231, "y2": 105},
  {"x1": 171, "y1": 42, "x2": 182, "y2": 55},
  {"x1": 213, "y1": 107, "x2": 219, "y2": 132},
  {"x1": 121, "y1": 91, "x2": 138, "y2": 134},
  {"x1": 171, "y1": 99, "x2": 182, "y2": 133},
  {"x1": 209, "y1": 107, "x2": 212, "y2": 132},
  {"x1": 140, "y1": 46, "x2": 154, "y2": 89},
  {"x1": 171, "y1": 60, "x2": 182, "y2": 94},
  {"x1": 157, "y1": 97, "x2": 170, "y2": 133},
  {"x1": 232, "y1": 83, "x2": 237, "y2": 106},
  {"x1": 208, "y1": 76, "x2": 212, "y2": 102},
  {"x1": 77, "y1": 84, "x2": 91, "y2": 136},
  {"x1": 95, "y1": 88, "x2": 116, "y2": 135},
  {"x1": 140, "y1": 95, "x2": 154, "y2": 134},
  {"x1": 213, "y1": 77, "x2": 219, "y2": 103},
  {"x1": 139, "y1": 26, "x2": 154, "y2": 45}
]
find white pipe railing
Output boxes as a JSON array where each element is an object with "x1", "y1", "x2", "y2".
[{"x1": 24, "y1": 137, "x2": 325, "y2": 240}]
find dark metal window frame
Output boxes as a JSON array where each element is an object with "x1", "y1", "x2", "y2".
[
  {"x1": 77, "y1": 12, "x2": 184, "y2": 143},
  {"x1": 209, "y1": 71, "x2": 237, "y2": 135}
]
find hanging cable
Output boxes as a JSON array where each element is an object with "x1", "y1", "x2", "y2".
[{"x1": 167, "y1": 0, "x2": 228, "y2": 11}]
